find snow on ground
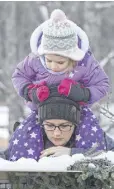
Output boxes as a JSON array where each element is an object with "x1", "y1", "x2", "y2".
[{"x1": 0, "y1": 152, "x2": 114, "y2": 172}]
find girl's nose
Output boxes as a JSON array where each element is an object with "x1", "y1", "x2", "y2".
[{"x1": 53, "y1": 127, "x2": 61, "y2": 136}]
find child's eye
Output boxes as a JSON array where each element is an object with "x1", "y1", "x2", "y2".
[
  {"x1": 46, "y1": 58, "x2": 52, "y2": 63},
  {"x1": 47, "y1": 60, "x2": 52, "y2": 63},
  {"x1": 58, "y1": 62, "x2": 64, "y2": 65}
]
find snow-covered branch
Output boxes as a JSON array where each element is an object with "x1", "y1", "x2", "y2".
[
  {"x1": 0, "y1": 81, "x2": 7, "y2": 90},
  {"x1": 95, "y1": 2, "x2": 114, "y2": 9},
  {"x1": 100, "y1": 51, "x2": 114, "y2": 68},
  {"x1": 1, "y1": 152, "x2": 114, "y2": 189},
  {"x1": 100, "y1": 106, "x2": 114, "y2": 118},
  {"x1": 39, "y1": 5, "x2": 49, "y2": 21},
  {"x1": 100, "y1": 110, "x2": 114, "y2": 123}
]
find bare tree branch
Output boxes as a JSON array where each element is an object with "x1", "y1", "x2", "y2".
[
  {"x1": 101, "y1": 106, "x2": 114, "y2": 117},
  {"x1": 0, "y1": 81, "x2": 7, "y2": 90},
  {"x1": 39, "y1": 5, "x2": 49, "y2": 21},
  {"x1": 95, "y1": 2, "x2": 114, "y2": 9},
  {"x1": 100, "y1": 51, "x2": 114, "y2": 68}
]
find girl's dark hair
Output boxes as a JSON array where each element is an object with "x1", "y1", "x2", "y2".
[{"x1": 13, "y1": 121, "x2": 20, "y2": 131}]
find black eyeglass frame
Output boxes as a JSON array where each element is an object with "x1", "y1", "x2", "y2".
[{"x1": 41, "y1": 123, "x2": 75, "y2": 132}]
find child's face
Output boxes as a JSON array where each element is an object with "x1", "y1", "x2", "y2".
[{"x1": 45, "y1": 54, "x2": 69, "y2": 72}]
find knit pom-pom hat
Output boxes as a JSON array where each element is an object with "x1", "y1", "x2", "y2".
[
  {"x1": 37, "y1": 85, "x2": 81, "y2": 124},
  {"x1": 38, "y1": 9, "x2": 85, "y2": 61}
]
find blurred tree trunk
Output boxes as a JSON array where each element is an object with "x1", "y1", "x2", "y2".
[
  {"x1": 83, "y1": 2, "x2": 102, "y2": 59},
  {"x1": 2, "y1": 2, "x2": 24, "y2": 133}
]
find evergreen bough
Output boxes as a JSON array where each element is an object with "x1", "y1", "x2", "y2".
[{"x1": 7, "y1": 158, "x2": 114, "y2": 189}]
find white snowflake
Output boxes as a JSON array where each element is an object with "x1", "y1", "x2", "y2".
[
  {"x1": 13, "y1": 139, "x2": 19, "y2": 145},
  {"x1": 18, "y1": 124, "x2": 24, "y2": 129},
  {"x1": 92, "y1": 126, "x2": 98, "y2": 132},
  {"x1": 92, "y1": 115, "x2": 96, "y2": 119},
  {"x1": 91, "y1": 142, "x2": 98, "y2": 148},
  {"x1": 36, "y1": 120, "x2": 39, "y2": 125},
  {"x1": 24, "y1": 142, "x2": 28, "y2": 147},
  {"x1": 27, "y1": 148, "x2": 34, "y2": 155},
  {"x1": 28, "y1": 127, "x2": 32, "y2": 131},
  {"x1": 30, "y1": 132, "x2": 37, "y2": 138},
  {"x1": 83, "y1": 108, "x2": 87, "y2": 111},
  {"x1": 11, "y1": 155, "x2": 17, "y2": 161},
  {"x1": 81, "y1": 141, "x2": 85, "y2": 145},
  {"x1": 35, "y1": 114, "x2": 39, "y2": 119},
  {"x1": 76, "y1": 134, "x2": 82, "y2": 141},
  {"x1": 82, "y1": 125, "x2": 86, "y2": 128}
]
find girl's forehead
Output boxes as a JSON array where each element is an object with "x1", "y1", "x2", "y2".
[
  {"x1": 45, "y1": 54, "x2": 68, "y2": 61},
  {"x1": 44, "y1": 119, "x2": 71, "y2": 124}
]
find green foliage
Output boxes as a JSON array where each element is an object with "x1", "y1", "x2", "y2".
[{"x1": 7, "y1": 158, "x2": 114, "y2": 189}]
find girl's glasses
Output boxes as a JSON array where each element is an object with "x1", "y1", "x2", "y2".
[{"x1": 42, "y1": 123, "x2": 73, "y2": 132}]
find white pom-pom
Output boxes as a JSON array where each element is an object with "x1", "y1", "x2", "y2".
[{"x1": 50, "y1": 9, "x2": 66, "y2": 22}]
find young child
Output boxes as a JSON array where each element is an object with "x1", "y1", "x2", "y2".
[{"x1": 10, "y1": 9, "x2": 110, "y2": 160}]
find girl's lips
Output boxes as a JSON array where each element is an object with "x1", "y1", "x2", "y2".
[{"x1": 53, "y1": 138, "x2": 63, "y2": 141}]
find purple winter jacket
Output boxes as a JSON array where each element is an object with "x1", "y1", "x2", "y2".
[{"x1": 12, "y1": 52, "x2": 109, "y2": 111}]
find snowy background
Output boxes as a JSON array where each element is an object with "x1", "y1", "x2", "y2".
[{"x1": 0, "y1": 1, "x2": 114, "y2": 150}]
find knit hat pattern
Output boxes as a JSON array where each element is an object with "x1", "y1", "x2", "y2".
[{"x1": 38, "y1": 9, "x2": 85, "y2": 61}]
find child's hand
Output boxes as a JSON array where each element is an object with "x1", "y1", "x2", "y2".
[
  {"x1": 27, "y1": 81, "x2": 50, "y2": 103},
  {"x1": 58, "y1": 78, "x2": 78, "y2": 96},
  {"x1": 58, "y1": 78, "x2": 90, "y2": 104}
]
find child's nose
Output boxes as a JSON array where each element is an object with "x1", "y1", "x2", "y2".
[{"x1": 51, "y1": 63, "x2": 58, "y2": 71}]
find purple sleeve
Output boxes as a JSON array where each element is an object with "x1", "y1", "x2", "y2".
[
  {"x1": 71, "y1": 135, "x2": 114, "y2": 155},
  {"x1": 71, "y1": 148, "x2": 87, "y2": 155},
  {"x1": 82, "y1": 55, "x2": 110, "y2": 104},
  {"x1": 12, "y1": 54, "x2": 37, "y2": 96}
]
